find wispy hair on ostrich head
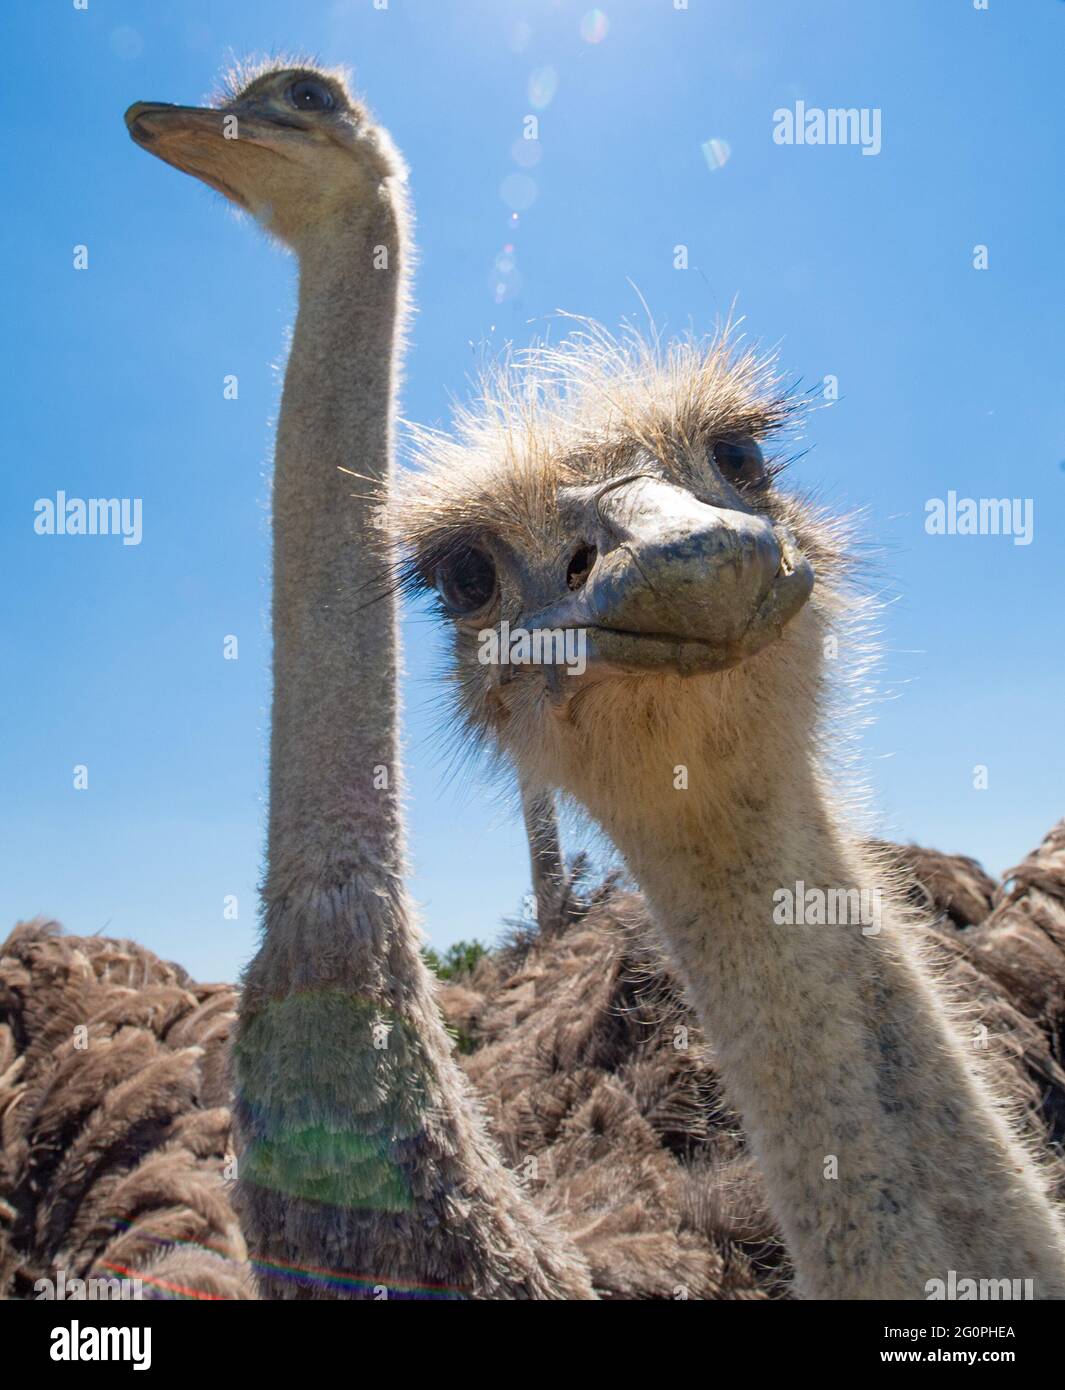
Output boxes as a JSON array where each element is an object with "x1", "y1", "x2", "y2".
[
  {"x1": 392, "y1": 318, "x2": 803, "y2": 553},
  {"x1": 211, "y1": 51, "x2": 352, "y2": 108},
  {"x1": 389, "y1": 318, "x2": 860, "y2": 637}
]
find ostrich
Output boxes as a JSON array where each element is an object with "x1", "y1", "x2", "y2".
[
  {"x1": 389, "y1": 326, "x2": 1065, "y2": 1299},
  {"x1": 125, "y1": 61, "x2": 592, "y2": 1299}
]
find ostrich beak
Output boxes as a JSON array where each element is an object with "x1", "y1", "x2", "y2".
[
  {"x1": 521, "y1": 476, "x2": 814, "y2": 675},
  {"x1": 124, "y1": 101, "x2": 294, "y2": 210}
]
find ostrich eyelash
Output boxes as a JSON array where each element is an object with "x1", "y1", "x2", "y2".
[{"x1": 360, "y1": 536, "x2": 486, "y2": 617}]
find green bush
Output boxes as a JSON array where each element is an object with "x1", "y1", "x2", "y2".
[{"x1": 421, "y1": 939, "x2": 488, "y2": 981}]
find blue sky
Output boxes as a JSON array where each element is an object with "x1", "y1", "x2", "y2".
[{"x1": 3, "y1": 0, "x2": 1063, "y2": 983}]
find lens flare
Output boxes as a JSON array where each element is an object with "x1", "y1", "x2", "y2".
[
  {"x1": 511, "y1": 137, "x2": 542, "y2": 169},
  {"x1": 509, "y1": 20, "x2": 533, "y2": 55},
  {"x1": 500, "y1": 172, "x2": 538, "y2": 212},
  {"x1": 580, "y1": 10, "x2": 609, "y2": 44},
  {"x1": 528, "y1": 66, "x2": 560, "y2": 110},
  {"x1": 701, "y1": 137, "x2": 731, "y2": 172},
  {"x1": 110, "y1": 25, "x2": 144, "y2": 60},
  {"x1": 489, "y1": 243, "x2": 523, "y2": 305}
]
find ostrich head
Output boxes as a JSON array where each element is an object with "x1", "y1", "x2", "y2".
[
  {"x1": 124, "y1": 60, "x2": 405, "y2": 247},
  {"x1": 391, "y1": 327, "x2": 853, "y2": 847}
]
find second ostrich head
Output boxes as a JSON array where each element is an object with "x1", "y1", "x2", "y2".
[{"x1": 391, "y1": 327, "x2": 844, "y2": 856}]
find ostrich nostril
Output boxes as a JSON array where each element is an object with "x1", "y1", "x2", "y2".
[{"x1": 566, "y1": 543, "x2": 598, "y2": 591}]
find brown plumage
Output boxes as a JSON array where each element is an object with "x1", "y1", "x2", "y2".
[
  {"x1": 0, "y1": 921, "x2": 251, "y2": 1300},
  {"x1": 5, "y1": 823, "x2": 1063, "y2": 1299}
]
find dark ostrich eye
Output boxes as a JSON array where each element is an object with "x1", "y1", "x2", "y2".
[
  {"x1": 434, "y1": 547, "x2": 498, "y2": 618},
  {"x1": 285, "y1": 78, "x2": 335, "y2": 112},
  {"x1": 713, "y1": 437, "x2": 767, "y2": 490}
]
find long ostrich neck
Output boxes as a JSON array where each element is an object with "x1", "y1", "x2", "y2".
[
  {"x1": 266, "y1": 213, "x2": 403, "y2": 893},
  {"x1": 236, "y1": 196, "x2": 591, "y2": 1300},
  {"x1": 593, "y1": 724, "x2": 1065, "y2": 1299}
]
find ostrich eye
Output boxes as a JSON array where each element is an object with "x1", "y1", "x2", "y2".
[
  {"x1": 285, "y1": 79, "x2": 335, "y2": 112},
  {"x1": 713, "y1": 437, "x2": 767, "y2": 490},
  {"x1": 434, "y1": 547, "x2": 497, "y2": 618}
]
